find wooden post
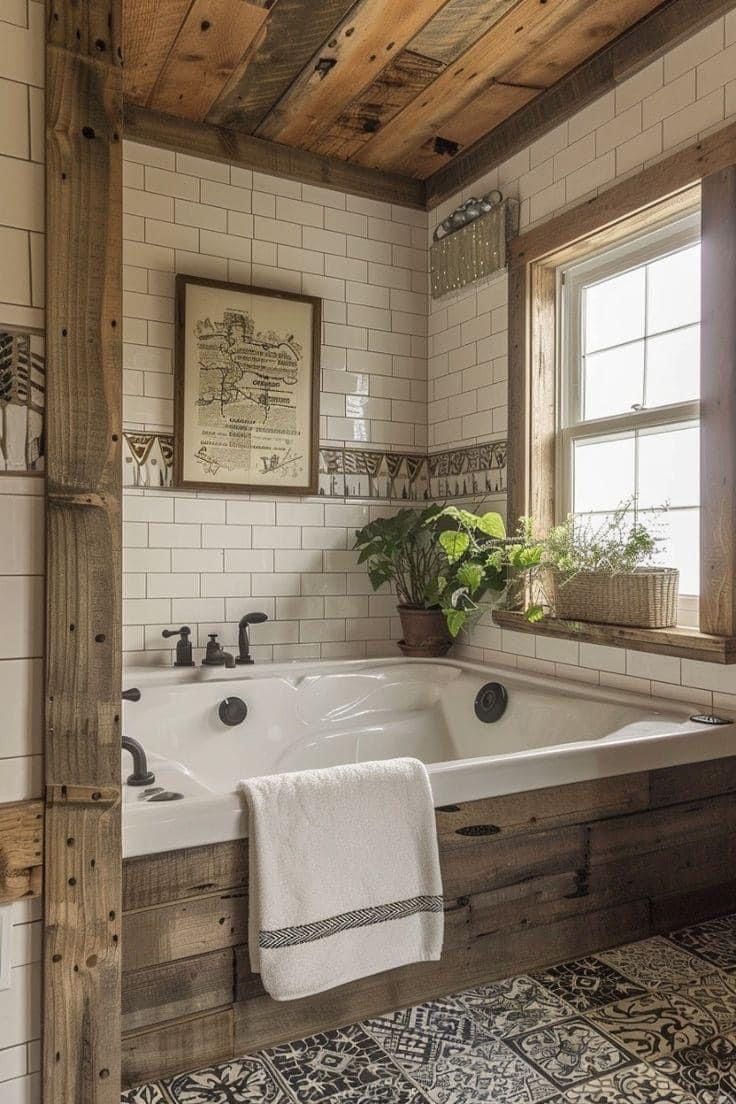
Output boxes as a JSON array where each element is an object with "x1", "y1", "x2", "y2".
[
  {"x1": 44, "y1": 0, "x2": 123, "y2": 1100},
  {"x1": 700, "y1": 165, "x2": 736, "y2": 637}
]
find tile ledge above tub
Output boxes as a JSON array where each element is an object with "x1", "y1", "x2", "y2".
[{"x1": 493, "y1": 610, "x2": 736, "y2": 664}]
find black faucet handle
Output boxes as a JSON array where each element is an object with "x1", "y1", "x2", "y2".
[
  {"x1": 162, "y1": 626, "x2": 191, "y2": 639},
  {"x1": 122, "y1": 687, "x2": 141, "y2": 702}
]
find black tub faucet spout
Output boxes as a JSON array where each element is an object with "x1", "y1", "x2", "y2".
[{"x1": 237, "y1": 612, "x2": 269, "y2": 664}]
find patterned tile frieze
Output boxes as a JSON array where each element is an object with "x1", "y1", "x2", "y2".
[
  {"x1": 122, "y1": 431, "x2": 507, "y2": 501},
  {"x1": 123, "y1": 912, "x2": 736, "y2": 1104},
  {"x1": 0, "y1": 328, "x2": 45, "y2": 472}
]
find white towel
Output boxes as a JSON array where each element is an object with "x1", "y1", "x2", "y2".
[{"x1": 240, "y1": 757, "x2": 444, "y2": 1001}]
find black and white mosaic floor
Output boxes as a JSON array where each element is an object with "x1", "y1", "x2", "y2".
[{"x1": 122, "y1": 913, "x2": 736, "y2": 1103}]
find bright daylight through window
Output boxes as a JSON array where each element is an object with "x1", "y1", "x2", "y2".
[{"x1": 559, "y1": 213, "x2": 701, "y2": 604}]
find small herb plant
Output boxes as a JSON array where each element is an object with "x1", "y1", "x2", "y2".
[{"x1": 353, "y1": 506, "x2": 445, "y2": 608}]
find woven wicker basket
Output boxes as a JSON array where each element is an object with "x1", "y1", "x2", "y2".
[{"x1": 552, "y1": 567, "x2": 679, "y2": 628}]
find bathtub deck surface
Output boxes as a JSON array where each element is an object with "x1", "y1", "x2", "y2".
[{"x1": 122, "y1": 910, "x2": 736, "y2": 1102}]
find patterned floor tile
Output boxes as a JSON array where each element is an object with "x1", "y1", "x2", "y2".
[
  {"x1": 266, "y1": 1025, "x2": 420, "y2": 1103},
  {"x1": 596, "y1": 937, "x2": 713, "y2": 991},
  {"x1": 563, "y1": 1061, "x2": 699, "y2": 1103},
  {"x1": 163, "y1": 1056, "x2": 292, "y2": 1102},
  {"x1": 402, "y1": 1038, "x2": 561, "y2": 1104},
  {"x1": 588, "y1": 991, "x2": 718, "y2": 1061},
  {"x1": 506, "y1": 1018, "x2": 630, "y2": 1089},
  {"x1": 652, "y1": 1033, "x2": 736, "y2": 1103},
  {"x1": 364, "y1": 995, "x2": 495, "y2": 1068},
  {"x1": 668, "y1": 915, "x2": 736, "y2": 972},
  {"x1": 682, "y1": 971, "x2": 736, "y2": 1034},
  {"x1": 121, "y1": 1086, "x2": 171, "y2": 1104},
  {"x1": 530, "y1": 957, "x2": 647, "y2": 1013},
  {"x1": 458, "y1": 974, "x2": 576, "y2": 1036}
]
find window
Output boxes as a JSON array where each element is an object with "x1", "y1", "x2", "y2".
[{"x1": 558, "y1": 213, "x2": 701, "y2": 606}]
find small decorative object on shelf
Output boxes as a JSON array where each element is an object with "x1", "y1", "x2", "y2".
[{"x1": 431, "y1": 192, "x2": 520, "y2": 298}]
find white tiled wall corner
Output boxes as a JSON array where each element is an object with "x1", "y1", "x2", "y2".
[
  {"x1": 0, "y1": 2, "x2": 44, "y2": 1096},
  {"x1": 122, "y1": 142, "x2": 430, "y2": 663},
  {"x1": 432, "y1": 9, "x2": 736, "y2": 707}
]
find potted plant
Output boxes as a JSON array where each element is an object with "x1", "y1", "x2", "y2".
[
  {"x1": 429, "y1": 506, "x2": 509, "y2": 638},
  {"x1": 354, "y1": 506, "x2": 452, "y2": 656}
]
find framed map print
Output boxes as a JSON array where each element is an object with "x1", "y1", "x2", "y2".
[{"x1": 174, "y1": 275, "x2": 321, "y2": 494}]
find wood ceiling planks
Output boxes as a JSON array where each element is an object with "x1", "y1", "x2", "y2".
[
  {"x1": 254, "y1": 0, "x2": 453, "y2": 148},
  {"x1": 122, "y1": 0, "x2": 686, "y2": 200},
  {"x1": 148, "y1": 0, "x2": 269, "y2": 120}
]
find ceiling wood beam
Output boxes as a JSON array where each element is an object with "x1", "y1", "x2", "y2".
[
  {"x1": 206, "y1": 0, "x2": 358, "y2": 132},
  {"x1": 353, "y1": 0, "x2": 593, "y2": 172},
  {"x1": 255, "y1": 0, "x2": 451, "y2": 148},
  {"x1": 148, "y1": 0, "x2": 268, "y2": 120},
  {"x1": 426, "y1": 0, "x2": 736, "y2": 206},
  {"x1": 123, "y1": 0, "x2": 193, "y2": 105},
  {"x1": 123, "y1": 104, "x2": 427, "y2": 208}
]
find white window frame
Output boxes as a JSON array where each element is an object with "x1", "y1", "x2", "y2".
[{"x1": 556, "y1": 211, "x2": 701, "y2": 611}]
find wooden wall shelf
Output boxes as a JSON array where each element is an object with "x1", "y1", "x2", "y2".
[{"x1": 493, "y1": 610, "x2": 736, "y2": 664}]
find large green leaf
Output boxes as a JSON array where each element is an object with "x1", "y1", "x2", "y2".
[
  {"x1": 439, "y1": 530, "x2": 470, "y2": 563},
  {"x1": 444, "y1": 609, "x2": 467, "y2": 637},
  {"x1": 457, "y1": 562, "x2": 484, "y2": 593},
  {"x1": 476, "y1": 512, "x2": 506, "y2": 538}
]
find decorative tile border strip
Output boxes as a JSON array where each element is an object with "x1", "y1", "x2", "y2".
[
  {"x1": 0, "y1": 328, "x2": 45, "y2": 472},
  {"x1": 122, "y1": 431, "x2": 507, "y2": 501}
]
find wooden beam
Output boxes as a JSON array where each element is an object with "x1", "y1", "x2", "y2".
[
  {"x1": 700, "y1": 164, "x2": 736, "y2": 636},
  {"x1": 426, "y1": 0, "x2": 736, "y2": 205},
  {"x1": 148, "y1": 0, "x2": 268, "y2": 121},
  {"x1": 0, "y1": 801, "x2": 43, "y2": 904},
  {"x1": 123, "y1": 103, "x2": 427, "y2": 208},
  {"x1": 254, "y1": 0, "x2": 451, "y2": 149},
  {"x1": 45, "y1": 0, "x2": 123, "y2": 1099},
  {"x1": 122, "y1": 0, "x2": 192, "y2": 105},
  {"x1": 206, "y1": 0, "x2": 358, "y2": 132}
]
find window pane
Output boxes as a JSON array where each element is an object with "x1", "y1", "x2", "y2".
[
  {"x1": 638, "y1": 424, "x2": 699, "y2": 509},
  {"x1": 573, "y1": 436, "x2": 635, "y2": 513},
  {"x1": 584, "y1": 268, "x2": 645, "y2": 353},
  {"x1": 647, "y1": 244, "x2": 700, "y2": 335},
  {"x1": 583, "y1": 341, "x2": 644, "y2": 421},
  {"x1": 643, "y1": 507, "x2": 700, "y2": 596},
  {"x1": 645, "y1": 325, "x2": 699, "y2": 408}
]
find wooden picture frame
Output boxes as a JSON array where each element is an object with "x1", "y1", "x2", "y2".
[{"x1": 174, "y1": 275, "x2": 321, "y2": 495}]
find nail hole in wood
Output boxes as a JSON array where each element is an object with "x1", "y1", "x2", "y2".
[
  {"x1": 112, "y1": 934, "x2": 119, "y2": 944},
  {"x1": 82, "y1": 126, "x2": 96, "y2": 139},
  {"x1": 95, "y1": 634, "x2": 105, "y2": 643},
  {"x1": 99, "y1": 1069, "x2": 110, "y2": 1080},
  {"x1": 201, "y1": 19, "x2": 210, "y2": 30},
  {"x1": 109, "y1": 910, "x2": 116, "y2": 921},
  {"x1": 112, "y1": 434, "x2": 118, "y2": 442},
  {"x1": 95, "y1": 38, "x2": 106, "y2": 50},
  {"x1": 67, "y1": 837, "x2": 74, "y2": 846},
  {"x1": 68, "y1": 877, "x2": 76, "y2": 886},
  {"x1": 52, "y1": 953, "x2": 61, "y2": 962}
]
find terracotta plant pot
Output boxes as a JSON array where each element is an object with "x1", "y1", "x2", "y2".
[{"x1": 397, "y1": 606, "x2": 452, "y2": 658}]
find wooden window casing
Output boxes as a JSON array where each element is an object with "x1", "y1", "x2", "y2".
[{"x1": 502, "y1": 121, "x2": 736, "y2": 662}]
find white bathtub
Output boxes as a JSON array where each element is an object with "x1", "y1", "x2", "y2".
[{"x1": 121, "y1": 658, "x2": 734, "y2": 858}]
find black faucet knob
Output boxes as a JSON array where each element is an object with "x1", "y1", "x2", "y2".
[
  {"x1": 162, "y1": 626, "x2": 195, "y2": 668},
  {"x1": 122, "y1": 687, "x2": 141, "y2": 702}
]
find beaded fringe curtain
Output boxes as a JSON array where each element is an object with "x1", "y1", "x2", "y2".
[{"x1": 431, "y1": 198, "x2": 519, "y2": 299}]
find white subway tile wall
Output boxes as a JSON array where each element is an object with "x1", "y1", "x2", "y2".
[
  {"x1": 122, "y1": 144, "x2": 428, "y2": 663},
  {"x1": 0, "y1": 1, "x2": 44, "y2": 1095}
]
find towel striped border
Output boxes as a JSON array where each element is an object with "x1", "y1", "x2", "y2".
[{"x1": 259, "y1": 895, "x2": 444, "y2": 949}]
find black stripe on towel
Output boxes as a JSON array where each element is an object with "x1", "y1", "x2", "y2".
[{"x1": 259, "y1": 894, "x2": 444, "y2": 948}]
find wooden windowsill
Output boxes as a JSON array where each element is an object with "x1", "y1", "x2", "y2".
[{"x1": 492, "y1": 610, "x2": 736, "y2": 664}]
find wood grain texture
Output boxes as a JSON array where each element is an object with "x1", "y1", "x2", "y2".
[
  {"x1": 700, "y1": 165, "x2": 736, "y2": 636},
  {"x1": 256, "y1": 0, "x2": 451, "y2": 149},
  {"x1": 121, "y1": 757, "x2": 736, "y2": 1087},
  {"x1": 493, "y1": 610, "x2": 736, "y2": 662},
  {"x1": 149, "y1": 0, "x2": 268, "y2": 120},
  {"x1": 122, "y1": 0, "x2": 192, "y2": 104},
  {"x1": 45, "y1": 0, "x2": 123, "y2": 1098},
  {"x1": 123, "y1": 104, "x2": 427, "y2": 208},
  {"x1": 0, "y1": 801, "x2": 43, "y2": 904},
  {"x1": 409, "y1": 0, "x2": 522, "y2": 64},
  {"x1": 123, "y1": 890, "x2": 248, "y2": 972},
  {"x1": 354, "y1": 0, "x2": 595, "y2": 173},
  {"x1": 426, "y1": 0, "x2": 736, "y2": 204},
  {"x1": 123, "y1": 838, "x2": 247, "y2": 910},
  {"x1": 206, "y1": 0, "x2": 358, "y2": 131}
]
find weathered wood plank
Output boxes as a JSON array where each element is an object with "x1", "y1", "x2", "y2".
[
  {"x1": 45, "y1": 0, "x2": 123, "y2": 1096},
  {"x1": 122, "y1": 948, "x2": 235, "y2": 1032},
  {"x1": 700, "y1": 165, "x2": 736, "y2": 636},
  {"x1": 0, "y1": 801, "x2": 43, "y2": 904},
  {"x1": 493, "y1": 609, "x2": 736, "y2": 663},
  {"x1": 649, "y1": 756, "x2": 736, "y2": 806},
  {"x1": 426, "y1": 0, "x2": 736, "y2": 204},
  {"x1": 409, "y1": 0, "x2": 521, "y2": 64},
  {"x1": 123, "y1": 104, "x2": 427, "y2": 209},
  {"x1": 122, "y1": 0, "x2": 192, "y2": 105},
  {"x1": 650, "y1": 880, "x2": 736, "y2": 932},
  {"x1": 255, "y1": 0, "x2": 450, "y2": 149},
  {"x1": 123, "y1": 891, "x2": 248, "y2": 972},
  {"x1": 206, "y1": 0, "x2": 358, "y2": 131},
  {"x1": 122, "y1": 1008, "x2": 234, "y2": 1089},
  {"x1": 149, "y1": 0, "x2": 268, "y2": 121},
  {"x1": 123, "y1": 839, "x2": 247, "y2": 911},
  {"x1": 355, "y1": 0, "x2": 593, "y2": 173}
]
